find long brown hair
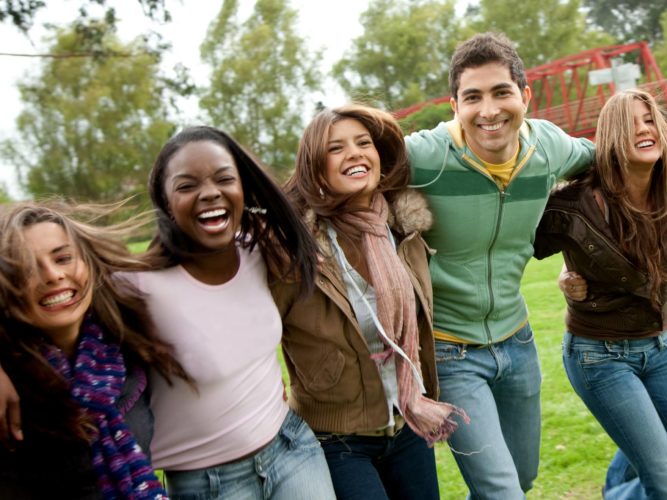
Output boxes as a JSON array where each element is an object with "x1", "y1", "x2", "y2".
[
  {"x1": 593, "y1": 89, "x2": 667, "y2": 306},
  {"x1": 284, "y1": 103, "x2": 409, "y2": 236},
  {"x1": 0, "y1": 200, "x2": 190, "y2": 441}
]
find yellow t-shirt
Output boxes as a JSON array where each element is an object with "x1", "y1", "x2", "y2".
[{"x1": 476, "y1": 144, "x2": 520, "y2": 189}]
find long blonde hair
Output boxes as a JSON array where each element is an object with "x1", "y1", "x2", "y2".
[{"x1": 594, "y1": 89, "x2": 667, "y2": 306}]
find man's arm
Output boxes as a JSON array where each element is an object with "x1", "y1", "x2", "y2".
[
  {"x1": 405, "y1": 122, "x2": 452, "y2": 186},
  {"x1": 535, "y1": 119, "x2": 595, "y2": 180}
]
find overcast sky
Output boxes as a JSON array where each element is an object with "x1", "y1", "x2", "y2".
[{"x1": 0, "y1": 0, "x2": 367, "y2": 198}]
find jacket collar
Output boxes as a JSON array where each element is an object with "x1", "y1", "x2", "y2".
[{"x1": 304, "y1": 188, "x2": 433, "y2": 254}]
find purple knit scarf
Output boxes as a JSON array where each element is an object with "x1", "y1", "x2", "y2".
[{"x1": 41, "y1": 317, "x2": 167, "y2": 499}]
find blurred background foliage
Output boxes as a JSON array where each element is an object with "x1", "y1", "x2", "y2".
[{"x1": 1, "y1": 0, "x2": 667, "y2": 203}]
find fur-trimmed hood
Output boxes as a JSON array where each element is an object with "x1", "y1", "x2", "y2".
[{"x1": 303, "y1": 188, "x2": 433, "y2": 252}]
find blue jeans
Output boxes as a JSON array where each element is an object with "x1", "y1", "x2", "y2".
[
  {"x1": 435, "y1": 323, "x2": 541, "y2": 500},
  {"x1": 563, "y1": 331, "x2": 667, "y2": 500},
  {"x1": 164, "y1": 409, "x2": 335, "y2": 499},
  {"x1": 316, "y1": 424, "x2": 439, "y2": 500},
  {"x1": 605, "y1": 450, "x2": 647, "y2": 500}
]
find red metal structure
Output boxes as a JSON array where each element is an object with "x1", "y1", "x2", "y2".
[{"x1": 393, "y1": 42, "x2": 667, "y2": 140}]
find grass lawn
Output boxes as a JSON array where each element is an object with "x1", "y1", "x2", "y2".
[{"x1": 432, "y1": 254, "x2": 615, "y2": 499}]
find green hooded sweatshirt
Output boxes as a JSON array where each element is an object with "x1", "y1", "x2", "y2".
[{"x1": 406, "y1": 118, "x2": 595, "y2": 344}]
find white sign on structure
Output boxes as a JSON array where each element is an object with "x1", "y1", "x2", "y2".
[{"x1": 589, "y1": 62, "x2": 641, "y2": 91}]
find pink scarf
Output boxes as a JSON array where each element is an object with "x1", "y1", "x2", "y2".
[{"x1": 337, "y1": 194, "x2": 468, "y2": 446}]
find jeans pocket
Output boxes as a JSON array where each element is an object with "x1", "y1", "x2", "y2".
[
  {"x1": 280, "y1": 411, "x2": 321, "y2": 452},
  {"x1": 434, "y1": 342, "x2": 466, "y2": 362},
  {"x1": 570, "y1": 348, "x2": 625, "y2": 391},
  {"x1": 166, "y1": 470, "x2": 217, "y2": 500},
  {"x1": 511, "y1": 324, "x2": 535, "y2": 345},
  {"x1": 579, "y1": 350, "x2": 621, "y2": 366}
]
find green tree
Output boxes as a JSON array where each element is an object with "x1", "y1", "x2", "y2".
[
  {"x1": 653, "y1": 12, "x2": 667, "y2": 74},
  {"x1": 398, "y1": 102, "x2": 453, "y2": 135},
  {"x1": 333, "y1": 0, "x2": 461, "y2": 111},
  {"x1": 582, "y1": 0, "x2": 667, "y2": 43},
  {"x1": 1, "y1": 21, "x2": 176, "y2": 203},
  {"x1": 468, "y1": 0, "x2": 613, "y2": 69},
  {"x1": 199, "y1": 0, "x2": 321, "y2": 178},
  {"x1": 1, "y1": 0, "x2": 169, "y2": 33}
]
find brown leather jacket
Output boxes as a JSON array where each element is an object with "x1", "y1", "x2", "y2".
[
  {"x1": 271, "y1": 189, "x2": 438, "y2": 434},
  {"x1": 534, "y1": 182, "x2": 663, "y2": 339}
]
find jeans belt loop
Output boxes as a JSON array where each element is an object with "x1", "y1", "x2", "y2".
[{"x1": 658, "y1": 331, "x2": 667, "y2": 350}]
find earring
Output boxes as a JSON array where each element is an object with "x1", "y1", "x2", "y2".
[
  {"x1": 319, "y1": 187, "x2": 325, "y2": 200},
  {"x1": 244, "y1": 206, "x2": 267, "y2": 215}
]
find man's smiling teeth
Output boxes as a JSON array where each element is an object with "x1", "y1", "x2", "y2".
[
  {"x1": 636, "y1": 140, "x2": 655, "y2": 149},
  {"x1": 40, "y1": 290, "x2": 74, "y2": 307},
  {"x1": 344, "y1": 166, "x2": 368, "y2": 176},
  {"x1": 479, "y1": 122, "x2": 504, "y2": 131}
]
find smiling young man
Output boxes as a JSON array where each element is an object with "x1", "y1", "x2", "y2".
[{"x1": 405, "y1": 33, "x2": 595, "y2": 499}]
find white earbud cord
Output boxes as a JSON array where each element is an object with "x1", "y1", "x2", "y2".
[
  {"x1": 342, "y1": 262, "x2": 427, "y2": 394},
  {"x1": 408, "y1": 143, "x2": 449, "y2": 189}
]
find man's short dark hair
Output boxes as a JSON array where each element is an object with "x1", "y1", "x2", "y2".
[{"x1": 449, "y1": 32, "x2": 527, "y2": 100}]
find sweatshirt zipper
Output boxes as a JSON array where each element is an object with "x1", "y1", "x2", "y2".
[
  {"x1": 482, "y1": 190, "x2": 508, "y2": 342},
  {"x1": 461, "y1": 144, "x2": 536, "y2": 344}
]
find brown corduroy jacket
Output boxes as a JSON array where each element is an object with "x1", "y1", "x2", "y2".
[{"x1": 271, "y1": 189, "x2": 439, "y2": 434}]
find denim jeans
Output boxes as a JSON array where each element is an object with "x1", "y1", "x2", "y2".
[
  {"x1": 164, "y1": 409, "x2": 335, "y2": 499},
  {"x1": 435, "y1": 322, "x2": 541, "y2": 500},
  {"x1": 563, "y1": 331, "x2": 667, "y2": 500},
  {"x1": 316, "y1": 424, "x2": 439, "y2": 500},
  {"x1": 604, "y1": 449, "x2": 647, "y2": 500}
]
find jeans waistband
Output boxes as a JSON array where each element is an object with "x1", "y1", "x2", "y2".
[
  {"x1": 352, "y1": 414, "x2": 405, "y2": 437},
  {"x1": 563, "y1": 330, "x2": 667, "y2": 355}
]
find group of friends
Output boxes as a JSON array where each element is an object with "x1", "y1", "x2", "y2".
[{"x1": 0, "y1": 31, "x2": 665, "y2": 500}]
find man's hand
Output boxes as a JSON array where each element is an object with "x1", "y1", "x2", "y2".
[{"x1": 0, "y1": 365, "x2": 22, "y2": 447}]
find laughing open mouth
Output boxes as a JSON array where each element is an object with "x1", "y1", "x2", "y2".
[
  {"x1": 197, "y1": 208, "x2": 230, "y2": 232},
  {"x1": 636, "y1": 139, "x2": 655, "y2": 149},
  {"x1": 40, "y1": 289, "x2": 76, "y2": 308},
  {"x1": 343, "y1": 166, "x2": 369, "y2": 177}
]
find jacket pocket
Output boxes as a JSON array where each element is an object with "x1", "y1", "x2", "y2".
[{"x1": 296, "y1": 348, "x2": 345, "y2": 393}]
